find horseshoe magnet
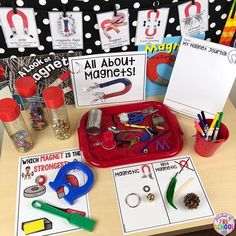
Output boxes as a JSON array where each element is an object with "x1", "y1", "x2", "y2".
[
  {"x1": 49, "y1": 162, "x2": 94, "y2": 205},
  {"x1": 145, "y1": 9, "x2": 160, "y2": 37},
  {"x1": 147, "y1": 52, "x2": 176, "y2": 86},
  {"x1": 7, "y1": 9, "x2": 33, "y2": 38},
  {"x1": 184, "y1": 1, "x2": 201, "y2": 17}
]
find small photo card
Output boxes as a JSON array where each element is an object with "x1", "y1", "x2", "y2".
[
  {"x1": 96, "y1": 9, "x2": 130, "y2": 50},
  {"x1": 178, "y1": 0, "x2": 209, "y2": 36},
  {"x1": 49, "y1": 11, "x2": 83, "y2": 50},
  {"x1": 135, "y1": 8, "x2": 169, "y2": 46}
]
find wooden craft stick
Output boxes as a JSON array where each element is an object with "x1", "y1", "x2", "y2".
[{"x1": 174, "y1": 177, "x2": 194, "y2": 199}]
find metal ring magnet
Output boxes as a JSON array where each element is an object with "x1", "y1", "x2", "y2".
[
  {"x1": 49, "y1": 162, "x2": 94, "y2": 205},
  {"x1": 35, "y1": 175, "x2": 47, "y2": 186}
]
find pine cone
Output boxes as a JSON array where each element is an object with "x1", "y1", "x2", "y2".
[{"x1": 183, "y1": 193, "x2": 200, "y2": 209}]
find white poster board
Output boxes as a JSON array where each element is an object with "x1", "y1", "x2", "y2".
[
  {"x1": 15, "y1": 149, "x2": 91, "y2": 236},
  {"x1": 69, "y1": 52, "x2": 146, "y2": 107},
  {"x1": 112, "y1": 156, "x2": 214, "y2": 234},
  {"x1": 164, "y1": 36, "x2": 236, "y2": 118}
]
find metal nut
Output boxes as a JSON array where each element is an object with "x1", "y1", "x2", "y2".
[{"x1": 146, "y1": 193, "x2": 156, "y2": 202}]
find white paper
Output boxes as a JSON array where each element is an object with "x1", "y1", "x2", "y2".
[
  {"x1": 164, "y1": 36, "x2": 236, "y2": 118},
  {"x1": 68, "y1": 51, "x2": 146, "y2": 107},
  {"x1": 112, "y1": 156, "x2": 215, "y2": 234},
  {"x1": 178, "y1": 0, "x2": 209, "y2": 36},
  {"x1": 15, "y1": 149, "x2": 91, "y2": 236},
  {"x1": 0, "y1": 8, "x2": 39, "y2": 48},
  {"x1": 135, "y1": 8, "x2": 169, "y2": 46},
  {"x1": 96, "y1": 9, "x2": 130, "y2": 50},
  {"x1": 49, "y1": 11, "x2": 83, "y2": 50}
]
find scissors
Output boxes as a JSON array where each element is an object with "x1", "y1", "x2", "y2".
[{"x1": 128, "y1": 109, "x2": 158, "y2": 125}]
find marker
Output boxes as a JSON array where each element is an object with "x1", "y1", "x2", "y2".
[
  {"x1": 200, "y1": 111, "x2": 209, "y2": 132},
  {"x1": 212, "y1": 112, "x2": 223, "y2": 141},
  {"x1": 194, "y1": 121, "x2": 207, "y2": 139},
  {"x1": 197, "y1": 114, "x2": 206, "y2": 130},
  {"x1": 206, "y1": 113, "x2": 220, "y2": 141},
  {"x1": 201, "y1": 111, "x2": 207, "y2": 123}
]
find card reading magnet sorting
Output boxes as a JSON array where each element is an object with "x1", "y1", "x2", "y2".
[
  {"x1": 48, "y1": 11, "x2": 83, "y2": 50},
  {"x1": 96, "y1": 9, "x2": 130, "y2": 50},
  {"x1": 0, "y1": 7, "x2": 40, "y2": 48}
]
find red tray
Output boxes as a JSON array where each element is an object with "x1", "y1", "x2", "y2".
[{"x1": 78, "y1": 102, "x2": 183, "y2": 168}]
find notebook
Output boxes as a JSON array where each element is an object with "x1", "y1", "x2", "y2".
[{"x1": 164, "y1": 36, "x2": 236, "y2": 118}]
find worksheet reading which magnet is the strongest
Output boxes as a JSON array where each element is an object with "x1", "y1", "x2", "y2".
[
  {"x1": 15, "y1": 148, "x2": 91, "y2": 236},
  {"x1": 112, "y1": 156, "x2": 215, "y2": 234}
]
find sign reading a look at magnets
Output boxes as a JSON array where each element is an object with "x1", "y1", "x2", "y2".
[
  {"x1": 0, "y1": 8, "x2": 39, "y2": 48},
  {"x1": 68, "y1": 51, "x2": 146, "y2": 107}
]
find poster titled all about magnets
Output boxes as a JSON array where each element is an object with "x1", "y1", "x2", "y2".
[
  {"x1": 15, "y1": 149, "x2": 90, "y2": 236},
  {"x1": 69, "y1": 51, "x2": 147, "y2": 107},
  {"x1": 112, "y1": 156, "x2": 214, "y2": 234}
]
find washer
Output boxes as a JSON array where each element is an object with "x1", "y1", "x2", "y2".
[{"x1": 143, "y1": 185, "x2": 151, "y2": 193}]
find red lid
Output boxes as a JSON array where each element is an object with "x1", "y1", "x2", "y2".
[
  {"x1": 0, "y1": 98, "x2": 20, "y2": 122},
  {"x1": 15, "y1": 76, "x2": 37, "y2": 97},
  {"x1": 0, "y1": 64, "x2": 5, "y2": 78},
  {"x1": 43, "y1": 86, "x2": 64, "y2": 109}
]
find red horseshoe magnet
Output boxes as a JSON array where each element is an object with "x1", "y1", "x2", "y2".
[
  {"x1": 147, "y1": 52, "x2": 176, "y2": 86},
  {"x1": 6, "y1": 9, "x2": 34, "y2": 38},
  {"x1": 184, "y1": 1, "x2": 201, "y2": 17}
]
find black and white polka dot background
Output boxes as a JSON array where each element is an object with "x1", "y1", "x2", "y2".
[{"x1": 0, "y1": 0, "x2": 233, "y2": 58}]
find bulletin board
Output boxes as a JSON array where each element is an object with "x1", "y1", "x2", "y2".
[{"x1": 0, "y1": 0, "x2": 233, "y2": 59}]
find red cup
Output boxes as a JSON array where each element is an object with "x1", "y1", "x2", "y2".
[
  {"x1": 102, "y1": 131, "x2": 116, "y2": 150},
  {"x1": 194, "y1": 119, "x2": 229, "y2": 157}
]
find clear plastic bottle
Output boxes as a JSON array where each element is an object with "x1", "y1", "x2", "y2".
[
  {"x1": 0, "y1": 98, "x2": 33, "y2": 152},
  {"x1": 43, "y1": 86, "x2": 71, "y2": 140},
  {"x1": 15, "y1": 76, "x2": 47, "y2": 131}
]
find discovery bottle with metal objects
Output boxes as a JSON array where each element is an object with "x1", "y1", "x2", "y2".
[
  {"x1": 43, "y1": 86, "x2": 71, "y2": 140},
  {"x1": 15, "y1": 76, "x2": 48, "y2": 131},
  {"x1": 0, "y1": 98, "x2": 33, "y2": 152}
]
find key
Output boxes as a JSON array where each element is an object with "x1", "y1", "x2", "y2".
[{"x1": 128, "y1": 137, "x2": 139, "y2": 150}]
